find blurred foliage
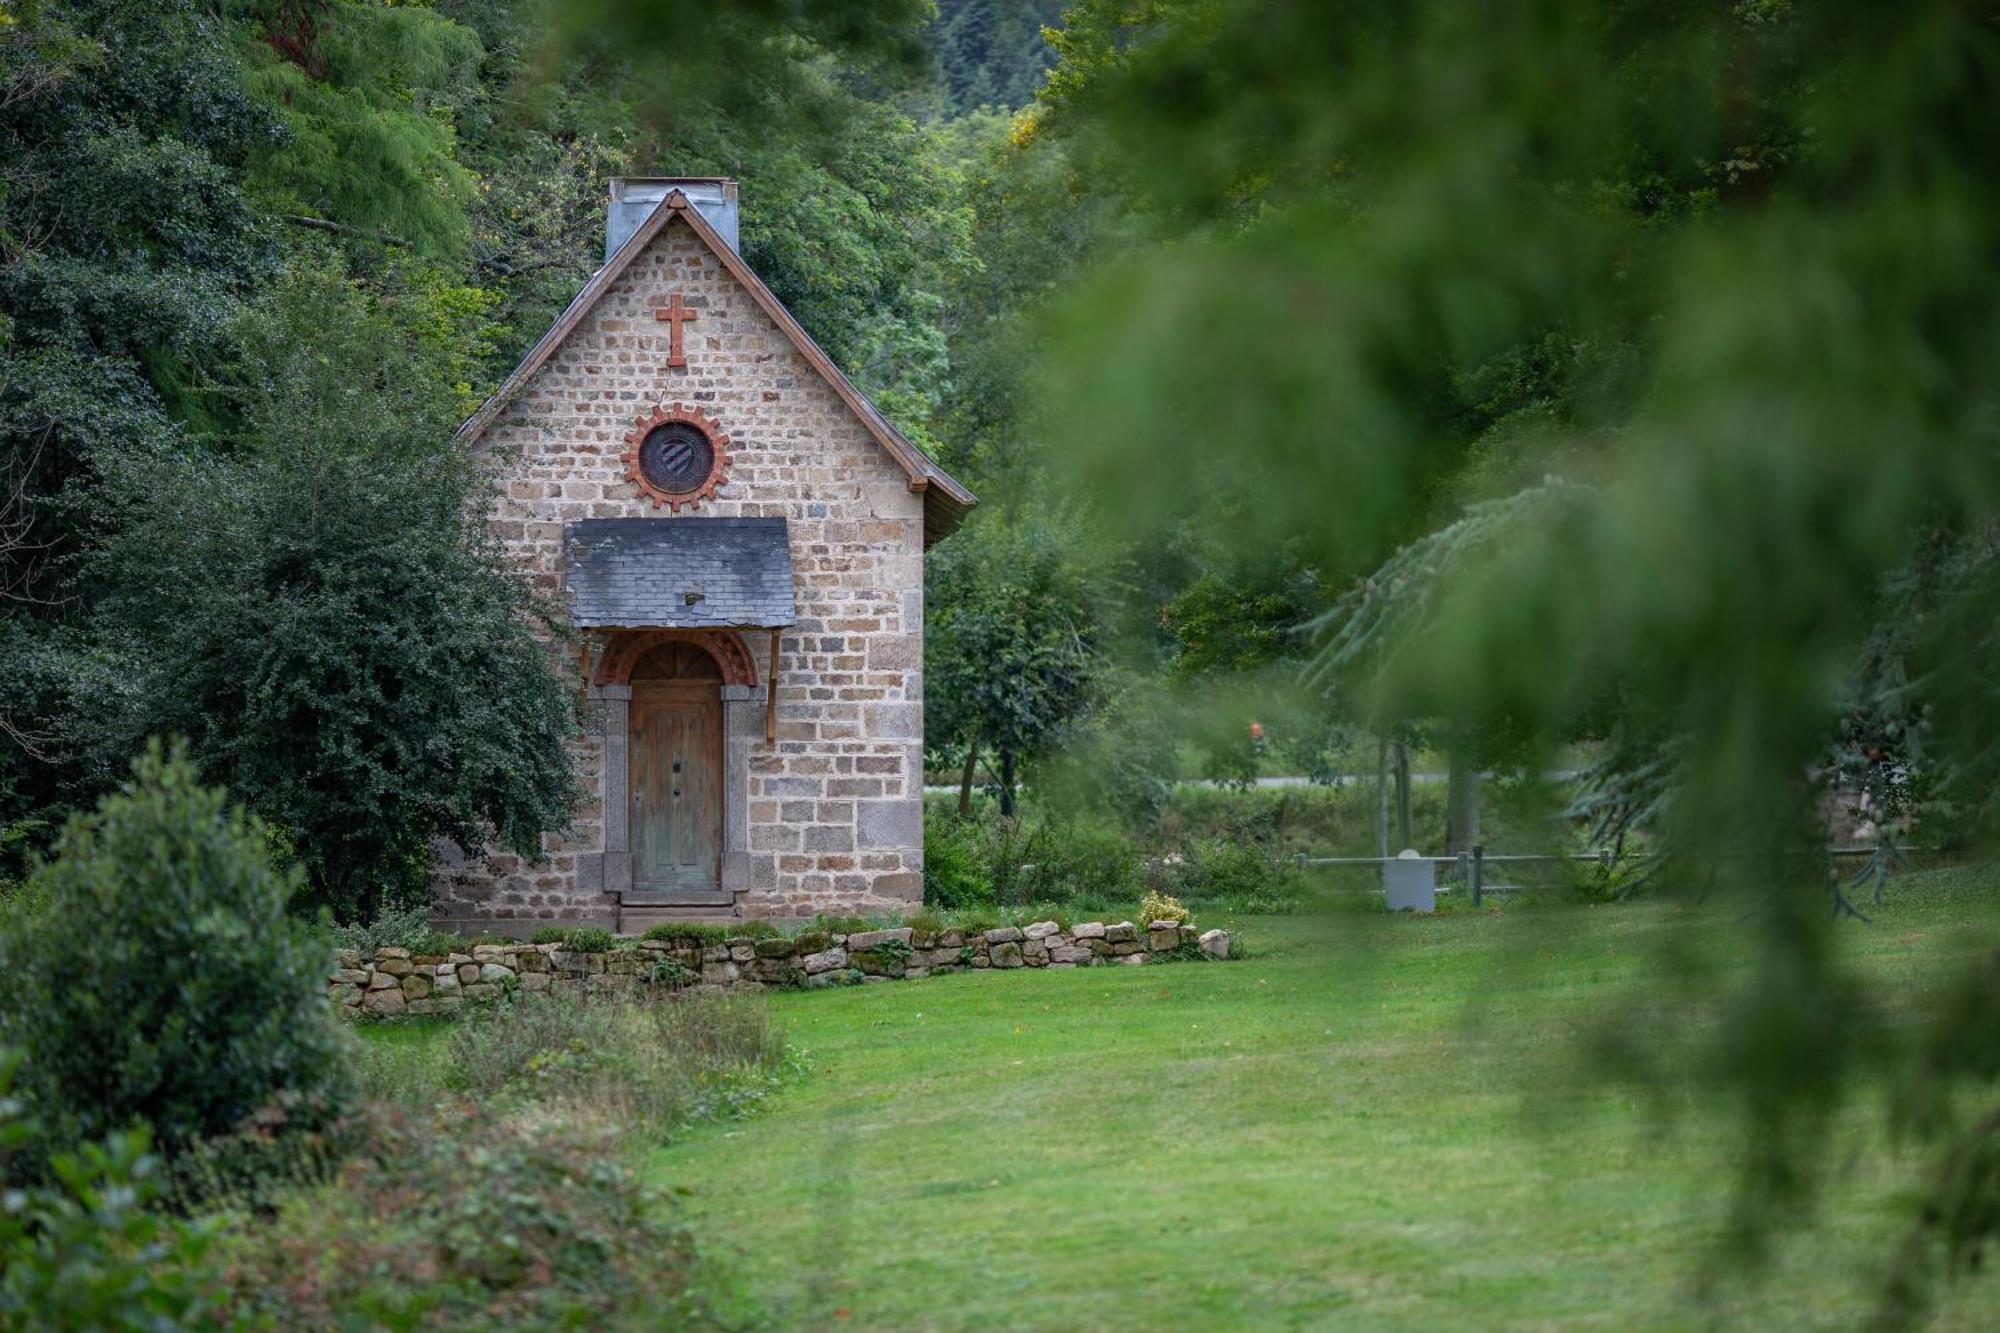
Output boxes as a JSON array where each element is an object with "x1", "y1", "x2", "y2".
[
  {"x1": 0, "y1": 743, "x2": 348, "y2": 1179},
  {"x1": 1023, "y1": 0, "x2": 2000, "y2": 1308},
  {"x1": 920, "y1": 0, "x2": 1064, "y2": 118},
  {"x1": 0, "y1": 1052, "x2": 232, "y2": 1331}
]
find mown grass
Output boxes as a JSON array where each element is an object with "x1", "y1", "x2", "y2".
[{"x1": 642, "y1": 871, "x2": 2000, "y2": 1330}]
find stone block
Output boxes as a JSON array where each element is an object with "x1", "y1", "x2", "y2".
[
  {"x1": 1022, "y1": 939, "x2": 1048, "y2": 965},
  {"x1": 1023, "y1": 920, "x2": 1060, "y2": 940},
  {"x1": 362, "y1": 988, "x2": 406, "y2": 1017},
  {"x1": 985, "y1": 926, "x2": 1024, "y2": 945},
  {"x1": 1073, "y1": 922, "x2": 1107, "y2": 940},
  {"x1": 1048, "y1": 945, "x2": 1093, "y2": 965},
  {"x1": 479, "y1": 962, "x2": 515, "y2": 983},
  {"x1": 1199, "y1": 928, "x2": 1231, "y2": 960},
  {"x1": 376, "y1": 958, "x2": 414, "y2": 978},
  {"x1": 802, "y1": 946, "x2": 848, "y2": 975},
  {"x1": 1119, "y1": 953, "x2": 1147, "y2": 966},
  {"x1": 855, "y1": 799, "x2": 921, "y2": 849},
  {"x1": 991, "y1": 942, "x2": 1023, "y2": 968},
  {"x1": 1104, "y1": 922, "x2": 1137, "y2": 943},
  {"x1": 1149, "y1": 928, "x2": 1181, "y2": 953},
  {"x1": 755, "y1": 937, "x2": 797, "y2": 959},
  {"x1": 401, "y1": 974, "x2": 432, "y2": 1000},
  {"x1": 846, "y1": 926, "x2": 912, "y2": 951},
  {"x1": 375, "y1": 947, "x2": 411, "y2": 960},
  {"x1": 519, "y1": 971, "x2": 551, "y2": 991}
]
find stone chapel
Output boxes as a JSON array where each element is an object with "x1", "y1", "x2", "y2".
[{"x1": 435, "y1": 178, "x2": 975, "y2": 932}]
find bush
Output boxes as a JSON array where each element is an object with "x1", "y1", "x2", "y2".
[
  {"x1": 1018, "y1": 813, "x2": 1141, "y2": 903},
  {"x1": 0, "y1": 1052, "x2": 230, "y2": 1329},
  {"x1": 331, "y1": 902, "x2": 468, "y2": 959},
  {"x1": 923, "y1": 804, "x2": 994, "y2": 908},
  {"x1": 1138, "y1": 889, "x2": 1192, "y2": 927},
  {"x1": 531, "y1": 924, "x2": 615, "y2": 951},
  {"x1": 0, "y1": 742, "x2": 349, "y2": 1173},
  {"x1": 640, "y1": 921, "x2": 778, "y2": 946},
  {"x1": 1167, "y1": 837, "x2": 1278, "y2": 899},
  {"x1": 218, "y1": 1108, "x2": 744, "y2": 1329},
  {"x1": 445, "y1": 990, "x2": 786, "y2": 1138}
]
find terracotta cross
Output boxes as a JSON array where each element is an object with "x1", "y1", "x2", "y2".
[{"x1": 655, "y1": 293, "x2": 696, "y2": 369}]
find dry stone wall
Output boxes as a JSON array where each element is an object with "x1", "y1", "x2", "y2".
[
  {"x1": 443, "y1": 212, "x2": 928, "y2": 924},
  {"x1": 328, "y1": 921, "x2": 1234, "y2": 1016}
]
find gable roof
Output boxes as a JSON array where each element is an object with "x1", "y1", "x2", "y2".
[{"x1": 456, "y1": 189, "x2": 976, "y2": 546}]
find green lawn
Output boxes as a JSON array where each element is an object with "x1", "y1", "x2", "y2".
[{"x1": 647, "y1": 874, "x2": 2000, "y2": 1330}]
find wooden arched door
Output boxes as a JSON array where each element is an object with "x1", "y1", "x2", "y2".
[{"x1": 628, "y1": 641, "x2": 723, "y2": 899}]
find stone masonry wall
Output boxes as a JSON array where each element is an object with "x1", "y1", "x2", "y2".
[
  {"x1": 330, "y1": 920, "x2": 1235, "y2": 1017},
  {"x1": 441, "y1": 213, "x2": 927, "y2": 924}
]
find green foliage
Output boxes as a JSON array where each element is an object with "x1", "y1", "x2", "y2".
[
  {"x1": 531, "y1": 925, "x2": 614, "y2": 952},
  {"x1": 0, "y1": 742, "x2": 348, "y2": 1172},
  {"x1": 239, "y1": 2, "x2": 483, "y2": 258},
  {"x1": 1029, "y1": 0, "x2": 2000, "y2": 1291},
  {"x1": 93, "y1": 272, "x2": 581, "y2": 921},
  {"x1": 641, "y1": 920, "x2": 777, "y2": 946},
  {"x1": 0, "y1": 1054, "x2": 231, "y2": 1330},
  {"x1": 923, "y1": 804, "x2": 995, "y2": 908},
  {"x1": 927, "y1": 508, "x2": 1105, "y2": 811},
  {"x1": 330, "y1": 903, "x2": 469, "y2": 959},
  {"x1": 442, "y1": 990, "x2": 786, "y2": 1138},
  {"x1": 923, "y1": 0, "x2": 1066, "y2": 116},
  {"x1": 218, "y1": 1108, "x2": 734, "y2": 1329}
]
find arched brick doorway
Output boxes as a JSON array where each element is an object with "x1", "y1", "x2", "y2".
[{"x1": 582, "y1": 628, "x2": 763, "y2": 913}]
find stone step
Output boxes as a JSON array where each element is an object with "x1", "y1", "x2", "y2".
[{"x1": 616, "y1": 904, "x2": 743, "y2": 932}]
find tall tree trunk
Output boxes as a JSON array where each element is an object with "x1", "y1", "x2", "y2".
[
  {"x1": 958, "y1": 741, "x2": 979, "y2": 818},
  {"x1": 999, "y1": 749, "x2": 1017, "y2": 818},
  {"x1": 1393, "y1": 737, "x2": 1413, "y2": 850},
  {"x1": 1445, "y1": 738, "x2": 1481, "y2": 856},
  {"x1": 1375, "y1": 734, "x2": 1390, "y2": 858}
]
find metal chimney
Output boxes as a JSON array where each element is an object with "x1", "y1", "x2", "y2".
[{"x1": 605, "y1": 178, "x2": 739, "y2": 261}]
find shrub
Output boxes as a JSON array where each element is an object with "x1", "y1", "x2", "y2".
[
  {"x1": 0, "y1": 743, "x2": 348, "y2": 1173},
  {"x1": 923, "y1": 804, "x2": 994, "y2": 908},
  {"x1": 218, "y1": 1108, "x2": 745, "y2": 1329},
  {"x1": 531, "y1": 925, "x2": 615, "y2": 951},
  {"x1": 640, "y1": 920, "x2": 778, "y2": 946},
  {"x1": 1138, "y1": 889, "x2": 1192, "y2": 927},
  {"x1": 331, "y1": 902, "x2": 468, "y2": 958},
  {"x1": 1163, "y1": 836, "x2": 1286, "y2": 902},
  {"x1": 0, "y1": 1052, "x2": 231, "y2": 1329},
  {"x1": 445, "y1": 990, "x2": 786, "y2": 1138},
  {"x1": 1019, "y1": 813, "x2": 1141, "y2": 903}
]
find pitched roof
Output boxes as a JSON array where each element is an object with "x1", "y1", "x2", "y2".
[
  {"x1": 456, "y1": 189, "x2": 976, "y2": 547},
  {"x1": 564, "y1": 517, "x2": 796, "y2": 629}
]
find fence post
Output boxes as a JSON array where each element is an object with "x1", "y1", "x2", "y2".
[{"x1": 1470, "y1": 843, "x2": 1485, "y2": 908}]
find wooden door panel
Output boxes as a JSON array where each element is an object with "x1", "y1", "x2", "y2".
[{"x1": 629, "y1": 684, "x2": 721, "y2": 891}]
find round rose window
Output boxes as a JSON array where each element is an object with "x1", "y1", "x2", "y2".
[
  {"x1": 639, "y1": 421, "x2": 714, "y2": 494},
  {"x1": 621, "y1": 404, "x2": 732, "y2": 511}
]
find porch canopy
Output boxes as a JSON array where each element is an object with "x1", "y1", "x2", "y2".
[{"x1": 562, "y1": 516, "x2": 796, "y2": 630}]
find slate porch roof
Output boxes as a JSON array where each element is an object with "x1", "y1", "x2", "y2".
[{"x1": 563, "y1": 517, "x2": 796, "y2": 629}]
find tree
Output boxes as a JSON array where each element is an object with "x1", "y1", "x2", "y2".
[
  {"x1": 91, "y1": 274, "x2": 581, "y2": 921},
  {"x1": 926, "y1": 510, "x2": 1101, "y2": 817}
]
